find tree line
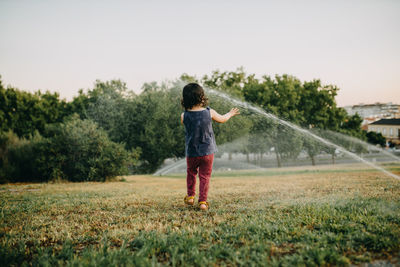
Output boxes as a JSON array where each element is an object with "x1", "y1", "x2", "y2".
[{"x1": 0, "y1": 69, "x2": 385, "y2": 183}]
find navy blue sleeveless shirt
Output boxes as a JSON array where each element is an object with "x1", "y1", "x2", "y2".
[{"x1": 183, "y1": 107, "x2": 218, "y2": 157}]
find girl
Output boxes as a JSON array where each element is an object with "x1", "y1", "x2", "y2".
[{"x1": 181, "y1": 83, "x2": 239, "y2": 210}]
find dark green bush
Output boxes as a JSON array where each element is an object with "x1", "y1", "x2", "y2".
[
  {"x1": 0, "y1": 116, "x2": 139, "y2": 183},
  {"x1": 44, "y1": 116, "x2": 133, "y2": 182},
  {"x1": 0, "y1": 130, "x2": 23, "y2": 183}
]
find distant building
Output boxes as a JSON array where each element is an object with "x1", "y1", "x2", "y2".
[
  {"x1": 344, "y1": 103, "x2": 400, "y2": 125},
  {"x1": 367, "y1": 119, "x2": 400, "y2": 145}
]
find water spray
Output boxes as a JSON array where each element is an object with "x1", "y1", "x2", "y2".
[
  {"x1": 321, "y1": 130, "x2": 400, "y2": 162},
  {"x1": 206, "y1": 88, "x2": 400, "y2": 181}
]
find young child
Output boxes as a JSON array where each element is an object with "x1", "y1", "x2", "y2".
[{"x1": 181, "y1": 83, "x2": 239, "y2": 210}]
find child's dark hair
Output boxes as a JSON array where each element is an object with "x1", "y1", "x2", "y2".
[{"x1": 181, "y1": 83, "x2": 208, "y2": 110}]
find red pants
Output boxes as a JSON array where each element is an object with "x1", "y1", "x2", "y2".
[{"x1": 186, "y1": 154, "x2": 214, "y2": 202}]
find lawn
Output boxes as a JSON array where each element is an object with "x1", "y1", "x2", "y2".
[{"x1": 1, "y1": 164, "x2": 400, "y2": 266}]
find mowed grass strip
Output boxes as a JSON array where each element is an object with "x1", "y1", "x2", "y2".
[{"x1": 1, "y1": 168, "x2": 400, "y2": 266}]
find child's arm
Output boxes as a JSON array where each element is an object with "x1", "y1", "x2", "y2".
[
  {"x1": 181, "y1": 113, "x2": 184, "y2": 124},
  {"x1": 210, "y1": 108, "x2": 240, "y2": 123}
]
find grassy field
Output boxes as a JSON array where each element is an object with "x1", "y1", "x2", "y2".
[{"x1": 1, "y1": 164, "x2": 400, "y2": 266}]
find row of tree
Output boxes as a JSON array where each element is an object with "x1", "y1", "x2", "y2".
[{"x1": 0, "y1": 70, "x2": 385, "y2": 182}]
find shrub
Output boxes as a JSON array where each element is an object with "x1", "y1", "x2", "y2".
[
  {"x1": 366, "y1": 131, "x2": 386, "y2": 147},
  {"x1": 52, "y1": 116, "x2": 139, "y2": 181},
  {"x1": 0, "y1": 130, "x2": 23, "y2": 183},
  {"x1": 0, "y1": 116, "x2": 139, "y2": 183}
]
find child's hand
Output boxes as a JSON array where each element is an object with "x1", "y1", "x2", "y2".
[
  {"x1": 211, "y1": 108, "x2": 239, "y2": 123},
  {"x1": 229, "y1": 108, "x2": 240, "y2": 118}
]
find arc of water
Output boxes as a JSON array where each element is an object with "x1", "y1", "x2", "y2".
[
  {"x1": 207, "y1": 88, "x2": 400, "y2": 181},
  {"x1": 154, "y1": 158, "x2": 186, "y2": 176},
  {"x1": 322, "y1": 130, "x2": 400, "y2": 162}
]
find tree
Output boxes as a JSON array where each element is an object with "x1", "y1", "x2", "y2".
[
  {"x1": 340, "y1": 114, "x2": 365, "y2": 139},
  {"x1": 86, "y1": 80, "x2": 135, "y2": 143},
  {"x1": 209, "y1": 96, "x2": 252, "y2": 160},
  {"x1": 302, "y1": 134, "x2": 322, "y2": 166},
  {"x1": 123, "y1": 82, "x2": 185, "y2": 172},
  {"x1": 67, "y1": 79, "x2": 185, "y2": 173},
  {"x1": 1, "y1": 116, "x2": 138, "y2": 182},
  {"x1": 0, "y1": 78, "x2": 70, "y2": 138},
  {"x1": 0, "y1": 130, "x2": 20, "y2": 183},
  {"x1": 366, "y1": 131, "x2": 386, "y2": 147},
  {"x1": 201, "y1": 67, "x2": 247, "y2": 98},
  {"x1": 242, "y1": 74, "x2": 304, "y2": 124},
  {"x1": 247, "y1": 116, "x2": 275, "y2": 165},
  {"x1": 272, "y1": 125, "x2": 303, "y2": 167},
  {"x1": 299, "y1": 80, "x2": 345, "y2": 130}
]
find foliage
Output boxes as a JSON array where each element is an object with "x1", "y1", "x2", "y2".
[
  {"x1": 0, "y1": 117, "x2": 138, "y2": 182},
  {"x1": 0, "y1": 130, "x2": 30, "y2": 183},
  {"x1": 0, "y1": 79, "x2": 70, "y2": 138},
  {"x1": 86, "y1": 80, "x2": 135, "y2": 143},
  {"x1": 366, "y1": 131, "x2": 386, "y2": 147},
  {"x1": 200, "y1": 70, "x2": 366, "y2": 166},
  {"x1": 209, "y1": 96, "x2": 253, "y2": 157},
  {"x1": 201, "y1": 67, "x2": 247, "y2": 98},
  {"x1": 299, "y1": 80, "x2": 345, "y2": 130},
  {"x1": 312, "y1": 129, "x2": 341, "y2": 164},
  {"x1": 302, "y1": 134, "x2": 322, "y2": 166},
  {"x1": 273, "y1": 125, "x2": 304, "y2": 167},
  {"x1": 68, "y1": 80, "x2": 184, "y2": 173},
  {"x1": 0, "y1": 69, "x2": 370, "y2": 175},
  {"x1": 340, "y1": 114, "x2": 366, "y2": 139},
  {"x1": 247, "y1": 116, "x2": 275, "y2": 161},
  {"x1": 126, "y1": 83, "x2": 185, "y2": 172},
  {"x1": 45, "y1": 116, "x2": 138, "y2": 182}
]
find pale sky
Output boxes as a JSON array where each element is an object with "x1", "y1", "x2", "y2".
[{"x1": 0, "y1": 0, "x2": 399, "y2": 106}]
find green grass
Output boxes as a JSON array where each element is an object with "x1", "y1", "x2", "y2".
[
  {"x1": 1, "y1": 165, "x2": 400, "y2": 266},
  {"x1": 164, "y1": 164, "x2": 400, "y2": 178}
]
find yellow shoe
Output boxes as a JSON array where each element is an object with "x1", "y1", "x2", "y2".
[
  {"x1": 199, "y1": 201, "x2": 209, "y2": 211},
  {"x1": 184, "y1": 196, "x2": 195, "y2": 206}
]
